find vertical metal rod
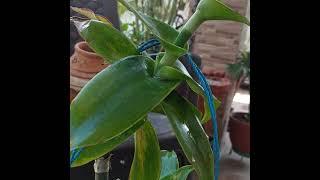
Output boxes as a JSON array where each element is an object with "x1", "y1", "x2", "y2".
[{"x1": 94, "y1": 155, "x2": 112, "y2": 180}]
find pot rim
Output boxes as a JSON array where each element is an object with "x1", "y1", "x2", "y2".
[
  {"x1": 75, "y1": 41, "x2": 102, "y2": 59},
  {"x1": 230, "y1": 112, "x2": 250, "y2": 125}
]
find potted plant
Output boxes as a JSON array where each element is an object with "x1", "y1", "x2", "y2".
[
  {"x1": 227, "y1": 51, "x2": 250, "y2": 157},
  {"x1": 70, "y1": 1, "x2": 249, "y2": 180}
]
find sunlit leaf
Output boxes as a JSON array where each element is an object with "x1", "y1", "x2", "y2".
[
  {"x1": 197, "y1": 0, "x2": 250, "y2": 25},
  {"x1": 70, "y1": 56, "x2": 181, "y2": 149},
  {"x1": 71, "y1": 6, "x2": 112, "y2": 25},
  {"x1": 129, "y1": 120, "x2": 161, "y2": 180}
]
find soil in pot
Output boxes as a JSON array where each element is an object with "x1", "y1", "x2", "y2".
[{"x1": 228, "y1": 112, "x2": 250, "y2": 156}]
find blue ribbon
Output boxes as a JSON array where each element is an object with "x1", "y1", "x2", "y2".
[
  {"x1": 186, "y1": 53, "x2": 220, "y2": 180},
  {"x1": 138, "y1": 38, "x2": 161, "y2": 52},
  {"x1": 70, "y1": 148, "x2": 83, "y2": 166}
]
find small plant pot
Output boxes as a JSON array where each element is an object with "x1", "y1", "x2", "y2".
[
  {"x1": 70, "y1": 88, "x2": 78, "y2": 102},
  {"x1": 70, "y1": 41, "x2": 109, "y2": 94},
  {"x1": 228, "y1": 112, "x2": 250, "y2": 157}
]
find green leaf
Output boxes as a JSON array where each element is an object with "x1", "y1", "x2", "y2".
[
  {"x1": 156, "y1": 61, "x2": 220, "y2": 123},
  {"x1": 117, "y1": 0, "x2": 187, "y2": 58},
  {"x1": 121, "y1": 23, "x2": 129, "y2": 31},
  {"x1": 160, "y1": 150, "x2": 194, "y2": 180},
  {"x1": 197, "y1": 0, "x2": 250, "y2": 25},
  {"x1": 71, "y1": 6, "x2": 112, "y2": 25},
  {"x1": 118, "y1": 0, "x2": 178, "y2": 43},
  {"x1": 72, "y1": 19, "x2": 139, "y2": 63},
  {"x1": 161, "y1": 165, "x2": 194, "y2": 180},
  {"x1": 161, "y1": 92, "x2": 215, "y2": 180},
  {"x1": 129, "y1": 120, "x2": 161, "y2": 180},
  {"x1": 70, "y1": 55, "x2": 181, "y2": 149},
  {"x1": 160, "y1": 150, "x2": 179, "y2": 178},
  {"x1": 70, "y1": 118, "x2": 146, "y2": 167}
]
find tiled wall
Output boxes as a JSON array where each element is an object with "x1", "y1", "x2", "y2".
[{"x1": 191, "y1": 0, "x2": 249, "y2": 71}]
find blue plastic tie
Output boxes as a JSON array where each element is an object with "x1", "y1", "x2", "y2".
[
  {"x1": 186, "y1": 53, "x2": 220, "y2": 180},
  {"x1": 138, "y1": 38, "x2": 161, "y2": 52},
  {"x1": 70, "y1": 148, "x2": 83, "y2": 166}
]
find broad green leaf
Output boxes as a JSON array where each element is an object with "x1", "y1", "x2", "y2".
[
  {"x1": 129, "y1": 120, "x2": 161, "y2": 180},
  {"x1": 70, "y1": 55, "x2": 181, "y2": 149},
  {"x1": 160, "y1": 150, "x2": 179, "y2": 178},
  {"x1": 71, "y1": 6, "x2": 112, "y2": 25},
  {"x1": 161, "y1": 165, "x2": 194, "y2": 180},
  {"x1": 73, "y1": 19, "x2": 139, "y2": 63},
  {"x1": 197, "y1": 0, "x2": 250, "y2": 25},
  {"x1": 71, "y1": 118, "x2": 146, "y2": 167},
  {"x1": 156, "y1": 61, "x2": 220, "y2": 123},
  {"x1": 161, "y1": 92, "x2": 215, "y2": 180}
]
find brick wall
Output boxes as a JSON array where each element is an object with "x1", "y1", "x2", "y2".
[{"x1": 191, "y1": 0, "x2": 249, "y2": 71}]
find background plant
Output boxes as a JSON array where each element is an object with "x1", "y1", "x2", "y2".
[
  {"x1": 118, "y1": 0, "x2": 188, "y2": 46},
  {"x1": 70, "y1": 0, "x2": 249, "y2": 179},
  {"x1": 227, "y1": 51, "x2": 250, "y2": 122}
]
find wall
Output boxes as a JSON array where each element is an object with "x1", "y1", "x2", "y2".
[{"x1": 191, "y1": 0, "x2": 249, "y2": 71}]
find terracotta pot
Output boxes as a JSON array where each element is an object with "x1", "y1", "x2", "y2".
[
  {"x1": 229, "y1": 112, "x2": 250, "y2": 155},
  {"x1": 70, "y1": 88, "x2": 78, "y2": 102},
  {"x1": 70, "y1": 41, "x2": 109, "y2": 93},
  {"x1": 198, "y1": 68, "x2": 231, "y2": 141}
]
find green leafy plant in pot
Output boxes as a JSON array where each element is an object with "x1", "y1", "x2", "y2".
[
  {"x1": 227, "y1": 51, "x2": 250, "y2": 157},
  {"x1": 70, "y1": 0, "x2": 249, "y2": 179}
]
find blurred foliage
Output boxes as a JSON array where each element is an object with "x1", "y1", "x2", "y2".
[{"x1": 118, "y1": 0, "x2": 188, "y2": 48}]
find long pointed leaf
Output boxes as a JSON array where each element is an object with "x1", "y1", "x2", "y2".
[
  {"x1": 197, "y1": 0, "x2": 250, "y2": 25},
  {"x1": 73, "y1": 19, "x2": 139, "y2": 63},
  {"x1": 71, "y1": 118, "x2": 146, "y2": 167},
  {"x1": 161, "y1": 92, "x2": 214, "y2": 180},
  {"x1": 156, "y1": 62, "x2": 220, "y2": 123},
  {"x1": 129, "y1": 120, "x2": 161, "y2": 180},
  {"x1": 70, "y1": 56, "x2": 181, "y2": 149},
  {"x1": 71, "y1": 6, "x2": 112, "y2": 25}
]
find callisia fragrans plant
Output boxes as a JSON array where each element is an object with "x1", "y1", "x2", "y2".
[{"x1": 70, "y1": 0, "x2": 249, "y2": 180}]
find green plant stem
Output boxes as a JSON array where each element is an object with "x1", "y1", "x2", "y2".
[
  {"x1": 94, "y1": 157, "x2": 111, "y2": 180},
  {"x1": 159, "y1": 10, "x2": 203, "y2": 67},
  {"x1": 174, "y1": 10, "x2": 203, "y2": 47},
  {"x1": 168, "y1": 0, "x2": 178, "y2": 26}
]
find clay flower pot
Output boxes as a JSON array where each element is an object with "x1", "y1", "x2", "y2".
[
  {"x1": 70, "y1": 88, "x2": 78, "y2": 103},
  {"x1": 198, "y1": 68, "x2": 231, "y2": 141},
  {"x1": 228, "y1": 112, "x2": 250, "y2": 156},
  {"x1": 70, "y1": 41, "x2": 109, "y2": 95}
]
